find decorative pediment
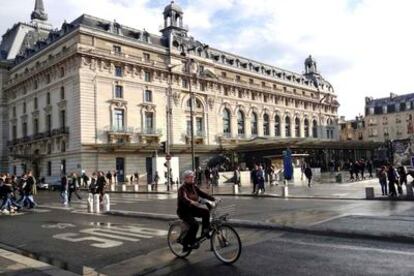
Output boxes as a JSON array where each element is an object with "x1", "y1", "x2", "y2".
[
  {"x1": 20, "y1": 114, "x2": 28, "y2": 122},
  {"x1": 57, "y1": 100, "x2": 67, "y2": 110},
  {"x1": 109, "y1": 99, "x2": 128, "y2": 108},
  {"x1": 44, "y1": 105, "x2": 52, "y2": 114},
  {"x1": 32, "y1": 110, "x2": 40, "y2": 118}
]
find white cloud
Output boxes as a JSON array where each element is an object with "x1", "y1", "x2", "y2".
[{"x1": 1, "y1": 0, "x2": 413, "y2": 119}]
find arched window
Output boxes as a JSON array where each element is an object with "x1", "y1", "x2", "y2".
[
  {"x1": 285, "y1": 116, "x2": 291, "y2": 137},
  {"x1": 237, "y1": 111, "x2": 245, "y2": 136},
  {"x1": 274, "y1": 115, "x2": 281, "y2": 136},
  {"x1": 263, "y1": 114, "x2": 270, "y2": 136},
  {"x1": 251, "y1": 112, "x2": 258, "y2": 136},
  {"x1": 223, "y1": 108, "x2": 231, "y2": 135},
  {"x1": 295, "y1": 118, "x2": 301, "y2": 137},
  {"x1": 326, "y1": 118, "x2": 334, "y2": 139},
  {"x1": 304, "y1": 119, "x2": 310, "y2": 137},
  {"x1": 312, "y1": 120, "x2": 318, "y2": 138}
]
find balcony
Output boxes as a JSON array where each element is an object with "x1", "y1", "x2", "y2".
[
  {"x1": 137, "y1": 128, "x2": 162, "y2": 144},
  {"x1": 7, "y1": 127, "x2": 70, "y2": 147},
  {"x1": 184, "y1": 130, "x2": 206, "y2": 145},
  {"x1": 106, "y1": 126, "x2": 135, "y2": 144}
]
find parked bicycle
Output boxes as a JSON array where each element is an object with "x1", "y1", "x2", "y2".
[{"x1": 167, "y1": 199, "x2": 242, "y2": 264}]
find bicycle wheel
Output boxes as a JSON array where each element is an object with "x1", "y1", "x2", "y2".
[
  {"x1": 167, "y1": 221, "x2": 192, "y2": 258},
  {"x1": 211, "y1": 224, "x2": 242, "y2": 264}
]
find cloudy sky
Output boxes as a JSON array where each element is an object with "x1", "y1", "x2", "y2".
[{"x1": 1, "y1": 0, "x2": 413, "y2": 119}]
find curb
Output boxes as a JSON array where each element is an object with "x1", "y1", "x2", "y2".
[{"x1": 106, "y1": 210, "x2": 414, "y2": 245}]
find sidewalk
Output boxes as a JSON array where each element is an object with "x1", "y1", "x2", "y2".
[{"x1": 0, "y1": 246, "x2": 78, "y2": 276}]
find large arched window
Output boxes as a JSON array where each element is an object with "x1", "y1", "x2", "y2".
[
  {"x1": 251, "y1": 112, "x2": 258, "y2": 136},
  {"x1": 223, "y1": 108, "x2": 231, "y2": 135},
  {"x1": 327, "y1": 118, "x2": 334, "y2": 139},
  {"x1": 263, "y1": 114, "x2": 270, "y2": 136},
  {"x1": 295, "y1": 117, "x2": 301, "y2": 137},
  {"x1": 285, "y1": 116, "x2": 291, "y2": 137},
  {"x1": 304, "y1": 119, "x2": 310, "y2": 137},
  {"x1": 274, "y1": 115, "x2": 281, "y2": 136},
  {"x1": 237, "y1": 110, "x2": 245, "y2": 136},
  {"x1": 312, "y1": 120, "x2": 318, "y2": 138}
]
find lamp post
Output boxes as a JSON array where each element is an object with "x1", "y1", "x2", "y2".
[{"x1": 185, "y1": 58, "x2": 196, "y2": 171}]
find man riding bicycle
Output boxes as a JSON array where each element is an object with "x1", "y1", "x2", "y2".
[{"x1": 177, "y1": 170, "x2": 216, "y2": 252}]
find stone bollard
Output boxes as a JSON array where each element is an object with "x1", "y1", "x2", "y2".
[
  {"x1": 282, "y1": 180, "x2": 289, "y2": 198},
  {"x1": 233, "y1": 184, "x2": 239, "y2": 194},
  {"x1": 93, "y1": 194, "x2": 100, "y2": 213},
  {"x1": 134, "y1": 184, "x2": 139, "y2": 192},
  {"x1": 87, "y1": 193, "x2": 94, "y2": 213},
  {"x1": 102, "y1": 194, "x2": 110, "y2": 212},
  {"x1": 110, "y1": 184, "x2": 115, "y2": 192},
  {"x1": 365, "y1": 187, "x2": 375, "y2": 199},
  {"x1": 406, "y1": 183, "x2": 414, "y2": 199},
  {"x1": 147, "y1": 184, "x2": 152, "y2": 192},
  {"x1": 121, "y1": 184, "x2": 126, "y2": 192}
]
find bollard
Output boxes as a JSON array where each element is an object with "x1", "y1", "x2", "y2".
[
  {"x1": 233, "y1": 184, "x2": 239, "y2": 194},
  {"x1": 102, "y1": 194, "x2": 110, "y2": 212},
  {"x1": 365, "y1": 187, "x2": 375, "y2": 199},
  {"x1": 110, "y1": 184, "x2": 115, "y2": 192},
  {"x1": 87, "y1": 193, "x2": 94, "y2": 213},
  {"x1": 406, "y1": 183, "x2": 413, "y2": 199},
  {"x1": 147, "y1": 184, "x2": 152, "y2": 192},
  {"x1": 93, "y1": 194, "x2": 100, "y2": 213},
  {"x1": 62, "y1": 190, "x2": 68, "y2": 205},
  {"x1": 134, "y1": 184, "x2": 139, "y2": 192},
  {"x1": 121, "y1": 184, "x2": 126, "y2": 192},
  {"x1": 282, "y1": 180, "x2": 289, "y2": 197}
]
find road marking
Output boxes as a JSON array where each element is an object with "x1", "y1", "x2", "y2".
[
  {"x1": 272, "y1": 238, "x2": 414, "y2": 256},
  {"x1": 53, "y1": 233, "x2": 123, "y2": 248},
  {"x1": 42, "y1": 223, "x2": 76, "y2": 229}
]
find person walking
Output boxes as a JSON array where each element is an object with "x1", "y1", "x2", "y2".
[
  {"x1": 233, "y1": 166, "x2": 241, "y2": 187},
  {"x1": 256, "y1": 165, "x2": 265, "y2": 194},
  {"x1": 349, "y1": 161, "x2": 354, "y2": 181},
  {"x1": 367, "y1": 160, "x2": 374, "y2": 178},
  {"x1": 96, "y1": 171, "x2": 107, "y2": 202},
  {"x1": 378, "y1": 166, "x2": 388, "y2": 196},
  {"x1": 397, "y1": 166, "x2": 407, "y2": 195},
  {"x1": 251, "y1": 165, "x2": 259, "y2": 194},
  {"x1": 204, "y1": 167, "x2": 211, "y2": 186},
  {"x1": 387, "y1": 164, "x2": 398, "y2": 198},
  {"x1": 196, "y1": 167, "x2": 203, "y2": 186},
  {"x1": 353, "y1": 161, "x2": 360, "y2": 181},
  {"x1": 153, "y1": 171, "x2": 160, "y2": 191},
  {"x1": 360, "y1": 159, "x2": 366, "y2": 180},
  {"x1": 24, "y1": 171, "x2": 37, "y2": 209},
  {"x1": 60, "y1": 174, "x2": 69, "y2": 205},
  {"x1": 89, "y1": 172, "x2": 98, "y2": 195},
  {"x1": 106, "y1": 171, "x2": 113, "y2": 185},
  {"x1": 304, "y1": 164, "x2": 313, "y2": 187},
  {"x1": 68, "y1": 172, "x2": 82, "y2": 203}
]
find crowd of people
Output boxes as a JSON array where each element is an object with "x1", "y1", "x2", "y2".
[
  {"x1": 0, "y1": 171, "x2": 37, "y2": 214},
  {"x1": 377, "y1": 164, "x2": 410, "y2": 197},
  {"x1": 347, "y1": 159, "x2": 374, "y2": 181}
]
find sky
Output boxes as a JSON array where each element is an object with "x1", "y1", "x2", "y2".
[{"x1": 1, "y1": 0, "x2": 413, "y2": 119}]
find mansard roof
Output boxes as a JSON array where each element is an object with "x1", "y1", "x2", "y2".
[{"x1": 365, "y1": 92, "x2": 414, "y2": 108}]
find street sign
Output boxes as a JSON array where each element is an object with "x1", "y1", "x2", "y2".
[{"x1": 166, "y1": 154, "x2": 172, "y2": 161}]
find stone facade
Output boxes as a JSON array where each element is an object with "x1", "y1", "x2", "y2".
[
  {"x1": 339, "y1": 116, "x2": 365, "y2": 141},
  {"x1": 0, "y1": 1, "x2": 339, "y2": 182}
]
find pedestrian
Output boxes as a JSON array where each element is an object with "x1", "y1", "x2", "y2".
[
  {"x1": 82, "y1": 171, "x2": 89, "y2": 188},
  {"x1": 96, "y1": 171, "x2": 107, "y2": 202},
  {"x1": 349, "y1": 161, "x2": 354, "y2": 181},
  {"x1": 204, "y1": 167, "x2": 211, "y2": 186},
  {"x1": 153, "y1": 171, "x2": 160, "y2": 190},
  {"x1": 300, "y1": 160, "x2": 306, "y2": 181},
  {"x1": 304, "y1": 164, "x2": 313, "y2": 187},
  {"x1": 387, "y1": 164, "x2": 398, "y2": 198},
  {"x1": 106, "y1": 171, "x2": 112, "y2": 185},
  {"x1": 256, "y1": 165, "x2": 265, "y2": 194},
  {"x1": 89, "y1": 172, "x2": 98, "y2": 194},
  {"x1": 360, "y1": 159, "x2": 366, "y2": 180},
  {"x1": 68, "y1": 172, "x2": 82, "y2": 202},
  {"x1": 367, "y1": 160, "x2": 373, "y2": 178},
  {"x1": 134, "y1": 172, "x2": 139, "y2": 185},
  {"x1": 353, "y1": 161, "x2": 360, "y2": 181},
  {"x1": 251, "y1": 165, "x2": 259, "y2": 194},
  {"x1": 60, "y1": 174, "x2": 69, "y2": 205},
  {"x1": 113, "y1": 170, "x2": 118, "y2": 185},
  {"x1": 196, "y1": 167, "x2": 203, "y2": 186},
  {"x1": 397, "y1": 166, "x2": 407, "y2": 195},
  {"x1": 233, "y1": 166, "x2": 241, "y2": 187},
  {"x1": 378, "y1": 166, "x2": 388, "y2": 196},
  {"x1": 23, "y1": 171, "x2": 37, "y2": 209}
]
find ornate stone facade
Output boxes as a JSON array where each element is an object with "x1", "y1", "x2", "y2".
[{"x1": 0, "y1": 1, "x2": 339, "y2": 181}]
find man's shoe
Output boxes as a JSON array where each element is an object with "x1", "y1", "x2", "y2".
[
  {"x1": 182, "y1": 245, "x2": 191, "y2": 253},
  {"x1": 190, "y1": 242, "x2": 200, "y2": 250}
]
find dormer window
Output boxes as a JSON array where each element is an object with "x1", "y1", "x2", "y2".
[
  {"x1": 143, "y1": 53, "x2": 150, "y2": 62},
  {"x1": 113, "y1": 45, "x2": 122, "y2": 55},
  {"x1": 115, "y1": 85, "x2": 123, "y2": 98},
  {"x1": 115, "y1": 66, "x2": 123, "y2": 77}
]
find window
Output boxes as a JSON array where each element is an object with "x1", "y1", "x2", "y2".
[
  {"x1": 47, "y1": 92, "x2": 51, "y2": 105},
  {"x1": 143, "y1": 53, "x2": 150, "y2": 62},
  {"x1": 115, "y1": 66, "x2": 123, "y2": 77},
  {"x1": 12, "y1": 106, "x2": 16, "y2": 117},
  {"x1": 274, "y1": 115, "x2": 281, "y2": 136},
  {"x1": 251, "y1": 112, "x2": 258, "y2": 135},
  {"x1": 61, "y1": 141, "x2": 66, "y2": 152},
  {"x1": 60, "y1": 67, "x2": 65, "y2": 78},
  {"x1": 60, "y1": 87, "x2": 65, "y2": 100},
  {"x1": 237, "y1": 111, "x2": 245, "y2": 136},
  {"x1": 304, "y1": 119, "x2": 310, "y2": 137},
  {"x1": 115, "y1": 85, "x2": 123, "y2": 98},
  {"x1": 33, "y1": 119, "x2": 39, "y2": 134},
  {"x1": 295, "y1": 118, "x2": 301, "y2": 137},
  {"x1": 196, "y1": 117, "x2": 203, "y2": 136},
  {"x1": 285, "y1": 98, "x2": 289, "y2": 106},
  {"x1": 312, "y1": 120, "x2": 318, "y2": 138},
  {"x1": 12, "y1": 125, "x2": 17, "y2": 140},
  {"x1": 261, "y1": 81, "x2": 266, "y2": 87},
  {"x1": 47, "y1": 143, "x2": 52, "y2": 154},
  {"x1": 34, "y1": 97, "x2": 38, "y2": 110},
  {"x1": 34, "y1": 80, "x2": 38, "y2": 90},
  {"x1": 47, "y1": 161, "x2": 52, "y2": 176},
  {"x1": 186, "y1": 120, "x2": 191, "y2": 136},
  {"x1": 182, "y1": 79, "x2": 188, "y2": 88},
  {"x1": 263, "y1": 114, "x2": 270, "y2": 136},
  {"x1": 113, "y1": 45, "x2": 122, "y2": 55},
  {"x1": 252, "y1": 93, "x2": 256, "y2": 100},
  {"x1": 223, "y1": 108, "x2": 231, "y2": 135},
  {"x1": 221, "y1": 72, "x2": 227, "y2": 78},
  {"x1": 23, "y1": 102, "x2": 26, "y2": 114},
  {"x1": 285, "y1": 117, "x2": 291, "y2": 137},
  {"x1": 60, "y1": 110, "x2": 66, "y2": 128},
  {"x1": 113, "y1": 109, "x2": 124, "y2": 131},
  {"x1": 61, "y1": 160, "x2": 66, "y2": 175},
  {"x1": 46, "y1": 114, "x2": 52, "y2": 132},
  {"x1": 145, "y1": 112, "x2": 154, "y2": 133},
  {"x1": 22, "y1": 122, "x2": 27, "y2": 137},
  {"x1": 144, "y1": 71, "x2": 151, "y2": 82},
  {"x1": 145, "y1": 90, "x2": 152, "y2": 102},
  {"x1": 46, "y1": 74, "x2": 51, "y2": 84},
  {"x1": 238, "y1": 90, "x2": 243, "y2": 98},
  {"x1": 236, "y1": 75, "x2": 241, "y2": 82},
  {"x1": 264, "y1": 95, "x2": 268, "y2": 103},
  {"x1": 224, "y1": 87, "x2": 229, "y2": 96}
]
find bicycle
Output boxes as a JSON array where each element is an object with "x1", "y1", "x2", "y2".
[{"x1": 167, "y1": 199, "x2": 242, "y2": 264}]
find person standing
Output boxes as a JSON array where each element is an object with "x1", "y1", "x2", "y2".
[
  {"x1": 113, "y1": 170, "x2": 118, "y2": 185},
  {"x1": 106, "y1": 171, "x2": 112, "y2": 185},
  {"x1": 153, "y1": 171, "x2": 160, "y2": 190},
  {"x1": 196, "y1": 167, "x2": 203, "y2": 186},
  {"x1": 233, "y1": 166, "x2": 241, "y2": 187},
  {"x1": 68, "y1": 172, "x2": 82, "y2": 202},
  {"x1": 349, "y1": 161, "x2": 354, "y2": 181},
  {"x1": 397, "y1": 166, "x2": 407, "y2": 195},
  {"x1": 96, "y1": 171, "x2": 107, "y2": 202},
  {"x1": 304, "y1": 164, "x2": 313, "y2": 187},
  {"x1": 387, "y1": 164, "x2": 398, "y2": 198},
  {"x1": 367, "y1": 160, "x2": 373, "y2": 178},
  {"x1": 360, "y1": 159, "x2": 366, "y2": 180},
  {"x1": 256, "y1": 165, "x2": 265, "y2": 194},
  {"x1": 378, "y1": 166, "x2": 388, "y2": 196},
  {"x1": 251, "y1": 165, "x2": 259, "y2": 194},
  {"x1": 204, "y1": 167, "x2": 211, "y2": 186},
  {"x1": 89, "y1": 172, "x2": 98, "y2": 194},
  {"x1": 353, "y1": 161, "x2": 360, "y2": 181}
]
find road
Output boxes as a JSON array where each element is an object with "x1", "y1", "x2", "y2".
[{"x1": 1, "y1": 191, "x2": 413, "y2": 275}]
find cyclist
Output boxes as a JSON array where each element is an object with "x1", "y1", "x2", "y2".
[{"x1": 177, "y1": 170, "x2": 216, "y2": 252}]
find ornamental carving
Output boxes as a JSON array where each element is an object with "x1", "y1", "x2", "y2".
[
  {"x1": 172, "y1": 92, "x2": 180, "y2": 106},
  {"x1": 207, "y1": 97, "x2": 215, "y2": 110}
]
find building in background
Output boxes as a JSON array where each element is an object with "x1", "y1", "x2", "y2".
[
  {"x1": 339, "y1": 115, "x2": 365, "y2": 141},
  {"x1": 1, "y1": 1, "x2": 361, "y2": 182}
]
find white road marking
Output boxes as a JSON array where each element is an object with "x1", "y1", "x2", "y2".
[
  {"x1": 272, "y1": 238, "x2": 414, "y2": 256},
  {"x1": 42, "y1": 223, "x2": 76, "y2": 229},
  {"x1": 53, "y1": 233, "x2": 123, "y2": 248}
]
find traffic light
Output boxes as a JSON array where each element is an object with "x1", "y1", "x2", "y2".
[{"x1": 160, "y1": 141, "x2": 166, "y2": 153}]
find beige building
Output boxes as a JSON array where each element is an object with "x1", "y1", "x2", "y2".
[
  {"x1": 364, "y1": 93, "x2": 414, "y2": 142},
  {"x1": 0, "y1": 1, "x2": 339, "y2": 182},
  {"x1": 339, "y1": 116, "x2": 365, "y2": 141}
]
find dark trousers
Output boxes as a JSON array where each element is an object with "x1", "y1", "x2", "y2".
[
  {"x1": 68, "y1": 189, "x2": 82, "y2": 202},
  {"x1": 178, "y1": 207, "x2": 210, "y2": 246},
  {"x1": 389, "y1": 181, "x2": 397, "y2": 197}
]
